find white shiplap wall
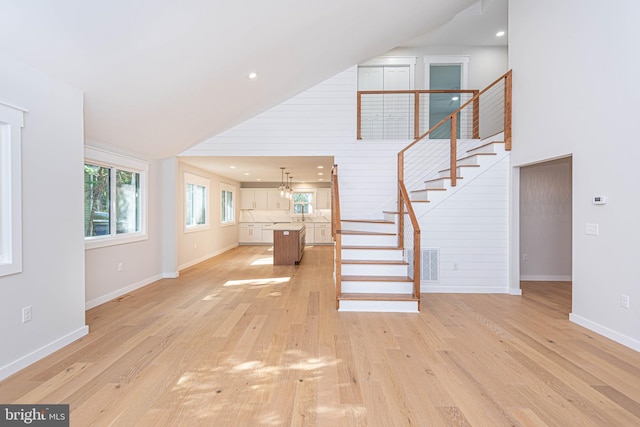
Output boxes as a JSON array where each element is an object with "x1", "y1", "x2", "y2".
[
  {"x1": 183, "y1": 66, "x2": 511, "y2": 293},
  {"x1": 182, "y1": 66, "x2": 409, "y2": 219},
  {"x1": 419, "y1": 156, "x2": 510, "y2": 293}
]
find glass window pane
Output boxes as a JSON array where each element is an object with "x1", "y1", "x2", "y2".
[
  {"x1": 186, "y1": 184, "x2": 194, "y2": 226},
  {"x1": 84, "y1": 164, "x2": 111, "y2": 237},
  {"x1": 116, "y1": 170, "x2": 140, "y2": 234}
]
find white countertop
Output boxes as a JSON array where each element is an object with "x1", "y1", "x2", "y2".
[{"x1": 271, "y1": 223, "x2": 305, "y2": 231}]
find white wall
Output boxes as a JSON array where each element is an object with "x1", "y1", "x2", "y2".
[
  {"x1": 0, "y1": 52, "x2": 88, "y2": 380},
  {"x1": 520, "y1": 157, "x2": 572, "y2": 281},
  {"x1": 182, "y1": 66, "x2": 409, "y2": 219},
  {"x1": 177, "y1": 162, "x2": 240, "y2": 270},
  {"x1": 510, "y1": 0, "x2": 640, "y2": 350},
  {"x1": 387, "y1": 45, "x2": 508, "y2": 89},
  {"x1": 84, "y1": 154, "x2": 165, "y2": 309}
]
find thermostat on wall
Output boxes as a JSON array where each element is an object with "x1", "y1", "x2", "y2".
[{"x1": 592, "y1": 196, "x2": 607, "y2": 205}]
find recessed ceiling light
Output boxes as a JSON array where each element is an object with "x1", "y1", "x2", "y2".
[
  {"x1": 318, "y1": 172, "x2": 324, "y2": 176},
  {"x1": 496, "y1": 31, "x2": 505, "y2": 37},
  {"x1": 256, "y1": 178, "x2": 261, "y2": 181},
  {"x1": 243, "y1": 172, "x2": 250, "y2": 176},
  {"x1": 318, "y1": 178, "x2": 324, "y2": 181},
  {"x1": 317, "y1": 166, "x2": 324, "y2": 169},
  {"x1": 248, "y1": 72, "x2": 258, "y2": 79},
  {"x1": 230, "y1": 166, "x2": 236, "y2": 169}
]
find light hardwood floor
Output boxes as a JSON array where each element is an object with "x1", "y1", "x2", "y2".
[{"x1": 1, "y1": 245, "x2": 639, "y2": 426}]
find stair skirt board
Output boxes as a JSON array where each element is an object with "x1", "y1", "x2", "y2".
[{"x1": 338, "y1": 299, "x2": 419, "y2": 313}]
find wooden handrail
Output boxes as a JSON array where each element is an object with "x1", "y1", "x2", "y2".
[
  {"x1": 331, "y1": 165, "x2": 342, "y2": 310},
  {"x1": 398, "y1": 180, "x2": 421, "y2": 308},
  {"x1": 399, "y1": 70, "x2": 513, "y2": 155}
]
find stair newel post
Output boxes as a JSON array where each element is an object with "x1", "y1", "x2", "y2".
[
  {"x1": 356, "y1": 92, "x2": 362, "y2": 140},
  {"x1": 472, "y1": 90, "x2": 480, "y2": 139},
  {"x1": 504, "y1": 70, "x2": 512, "y2": 151},
  {"x1": 450, "y1": 114, "x2": 457, "y2": 187},
  {"x1": 398, "y1": 152, "x2": 405, "y2": 249},
  {"x1": 413, "y1": 227, "x2": 420, "y2": 308},
  {"x1": 414, "y1": 92, "x2": 420, "y2": 140}
]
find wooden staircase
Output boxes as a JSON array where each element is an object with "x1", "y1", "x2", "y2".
[
  {"x1": 333, "y1": 70, "x2": 512, "y2": 312},
  {"x1": 335, "y1": 138, "x2": 508, "y2": 312}
]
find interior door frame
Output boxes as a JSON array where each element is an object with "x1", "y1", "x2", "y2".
[{"x1": 424, "y1": 56, "x2": 470, "y2": 138}]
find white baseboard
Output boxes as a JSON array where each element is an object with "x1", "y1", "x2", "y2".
[
  {"x1": 421, "y1": 285, "x2": 510, "y2": 294},
  {"x1": 0, "y1": 325, "x2": 89, "y2": 381},
  {"x1": 178, "y1": 244, "x2": 238, "y2": 271},
  {"x1": 85, "y1": 274, "x2": 163, "y2": 310},
  {"x1": 520, "y1": 275, "x2": 572, "y2": 281},
  {"x1": 162, "y1": 272, "x2": 179, "y2": 279},
  {"x1": 569, "y1": 313, "x2": 640, "y2": 352}
]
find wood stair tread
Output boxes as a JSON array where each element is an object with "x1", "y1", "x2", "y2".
[
  {"x1": 467, "y1": 140, "x2": 505, "y2": 153},
  {"x1": 457, "y1": 152, "x2": 497, "y2": 162},
  {"x1": 341, "y1": 275, "x2": 413, "y2": 282},
  {"x1": 437, "y1": 164, "x2": 481, "y2": 173},
  {"x1": 341, "y1": 245, "x2": 402, "y2": 250},
  {"x1": 339, "y1": 293, "x2": 419, "y2": 302},
  {"x1": 342, "y1": 260, "x2": 409, "y2": 265},
  {"x1": 340, "y1": 230, "x2": 396, "y2": 236},
  {"x1": 424, "y1": 176, "x2": 463, "y2": 184},
  {"x1": 342, "y1": 219, "x2": 394, "y2": 224}
]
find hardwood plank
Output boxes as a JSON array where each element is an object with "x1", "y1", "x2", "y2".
[{"x1": 1, "y1": 246, "x2": 639, "y2": 425}]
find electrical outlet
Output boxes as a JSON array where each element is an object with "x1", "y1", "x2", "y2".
[
  {"x1": 522, "y1": 253, "x2": 528, "y2": 261},
  {"x1": 22, "y1": 306, "x2": 32, "y2": 323},
  {"x1": 621, "y1": 294, "x2": 630, "y2": 309},
  {"x1": 453, "y1": 262, "x2": 459, "y2": 270},
  {"x1": 117, "y1": 262, "x2": 123, "y2": 272}
]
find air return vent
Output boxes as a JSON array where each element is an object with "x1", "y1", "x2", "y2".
[{"x1": 406, "y1": 248, "x2": 439, "y2": 281}]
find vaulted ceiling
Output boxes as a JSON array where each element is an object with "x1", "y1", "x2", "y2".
[{"x1": 0, "y1": 0, "x2": 505, "y2": 160}]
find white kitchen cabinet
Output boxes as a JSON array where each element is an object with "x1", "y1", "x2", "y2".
[
  {"x1": 267, "y1": 190, "x2": 289, "y2": 210},
  {"x1": 261, "y1": 223, "x2": 275, "y2": 244},
  {"x1": 314, "y1": 223, "x2": 332, "y2": 244},
  {"x1": 316, "y1": 189, "x2": 331, "y2": 210},
  {"x1": 305, "y1": 223, "x2": 315, "y2": 245},
  {"x1": 239, "y1": 223, "x2": 263, "y2": 243},
  {"x1": 240, "y1": 189, "x2": 268, "y2": 209}
]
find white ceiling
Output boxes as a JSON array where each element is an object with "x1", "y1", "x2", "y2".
[{"x1": 0, "y1": 0, "x2": 506, "y2": 183}]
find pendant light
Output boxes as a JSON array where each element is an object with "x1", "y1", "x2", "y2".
[
  {"x1": 278, "y1": 167, "x2": 286, "y2": 196},
  {"x1": 285, "y1": 172, "x2": 290, "y2": 198},
  {"x1": 287, "y1": 176, "x2": 294, "y2": 199}
]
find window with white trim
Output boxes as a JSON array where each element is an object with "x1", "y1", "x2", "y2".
[
  {"x1": 0, "y1": 102, "x2": 25, "y2": 277},
  {"x1": 220, "y1": 183, "x2": 235, "y2": 226},
  {"x1": 293, "y1": 191, "x2": 314, "y2": 215},
  {"x1": 84, "y1": 146, "x2": 149, "y2": 249},
  {"x1": 184, "y1": 173, "x2": 209, "y2": 232}
]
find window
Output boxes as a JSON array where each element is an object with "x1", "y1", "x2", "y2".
[
  {"x1": 184, "y1": 173, "x2": 209, "y2": 232},
  {"x1": 220, "y1": 183, "x2": 235, "y2": 226},
  {"x1": 84, "y1": 146, "x2": 148, "y2": 249},
  {"x1": 293, "y1": 192, "x2": 314, "y2": 215},
  {"x1": 0, "y1": 102, "x2": 25, "y2": 277}
]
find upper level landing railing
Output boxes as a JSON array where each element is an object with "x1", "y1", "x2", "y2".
[{"x1": 357, "y1": 89, "x2": 480, "y2": 141}]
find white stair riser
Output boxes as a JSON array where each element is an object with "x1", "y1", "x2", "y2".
[
  {"x1": 341, "y1": 249, "x2": 404, "y2": 261},
  {"x1": 342, "y1": 263, "x2": 408, "y2": 276},
  {"x1": 457, "y1": 156, "x2": 480, "y2": 166},
  {"x1": 410, "y1": 191, "x2": 430, "y2": 201},
  {"x1": 338, "y1": 300, "x2": 419, "y2": 313},
  {"x1": 341, "y1": 281, "x2": 414, "y2": 294},
  {"x1": 468, "y1": 144, "x2": 500, "y2": 154},
  {"x1": 423, "y1": 178, "x2": 447, "y2": 189},
  {"x1": 341, "y1": 222, "x2": 397, "y2": 233},
  {"x1": 341, "y1": 234, "x2": 398, "y2": 247}
]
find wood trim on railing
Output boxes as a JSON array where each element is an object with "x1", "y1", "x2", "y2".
[
  {"x1": 504, "y1": 71, "x2": 512, "y2": 150},
  {"x1": 450, "y1": 114, "x2": 457, "y2": 187},
  {"x1": 397, "y1": 152, "x2": 405, "y2": 248},
  {"x1": 356, "y1": 93, "x2": 362, "y2": 140},
  {"x1": 398, "y1": 180, "x2": 421, "y2": 305},
  {"x1": 472, "y1": 90, "x2": 480, "y2": 139},
  {"x1": 331, "y1": 165, "x2": 342, "y2": 310}
]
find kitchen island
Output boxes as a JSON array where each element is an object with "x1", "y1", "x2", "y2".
[{"x1": 273, "y1": 223, "x2": 305, "y2": 265}]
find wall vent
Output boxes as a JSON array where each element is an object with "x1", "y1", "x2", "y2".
[{"x1": 406, "y1": 248, "x2": 439, "y2": 282}]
